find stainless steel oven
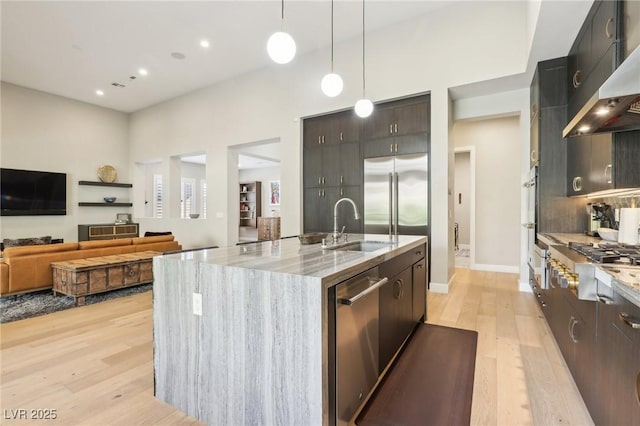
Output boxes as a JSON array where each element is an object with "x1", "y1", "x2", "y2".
[{"x1": 533, "y1": 242, "x2": 549, "y2": 289}]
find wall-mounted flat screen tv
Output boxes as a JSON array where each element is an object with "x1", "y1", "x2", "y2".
[{"x1": 1, "y1": 168, "x2": 67, "y2": 216}]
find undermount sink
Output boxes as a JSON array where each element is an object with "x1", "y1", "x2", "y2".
[{"x1": 328, "y1": 240, "x2": 395, "y2": 252}]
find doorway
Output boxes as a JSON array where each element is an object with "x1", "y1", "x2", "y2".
[
  {"x1": 228, "y1": 139, "x2": 281, "y2": 244},
  {"x1": 454, "y1": 147, "x2": 475, "y2": 268}
]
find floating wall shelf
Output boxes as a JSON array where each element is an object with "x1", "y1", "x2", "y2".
[
  {"x1": 78, "y1": 202, "x2": 133, "y2": 207},
  {"x1": 79, "y1": 180, "x2": 133, "y2": 188}
]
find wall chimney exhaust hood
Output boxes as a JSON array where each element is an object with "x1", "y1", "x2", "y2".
[{"x1": 563, "y1": 45, "x2": 640, "y2": 138}]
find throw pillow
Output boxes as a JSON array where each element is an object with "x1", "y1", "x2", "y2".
[{"x1": 3, "y1": 235, "x2": 52, "y2": 248}]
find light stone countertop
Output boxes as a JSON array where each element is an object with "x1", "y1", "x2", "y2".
[
  {"x1": 539, "y1": 232, "x2": 640, "y2": 308},
  {"x1": 162, "y1": 233, "x2": 427, "y2": 288}
]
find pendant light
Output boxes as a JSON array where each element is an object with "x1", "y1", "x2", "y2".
[
  {"x1": 267, "y1": 0, "x2": 296, "y2": 64},
  {"x1": 354, "y1": 0, "x2": 373, "y2": 117},
  {"x1": 321, "y1": 0, "x2": 343, "y2": 97}
]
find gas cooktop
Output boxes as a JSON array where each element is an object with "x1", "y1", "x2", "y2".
[{"x1": 568, "y1": 242, "x2": 640, "y2": 265}]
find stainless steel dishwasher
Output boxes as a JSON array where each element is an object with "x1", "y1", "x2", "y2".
[{"x1": 336, "y1": 266, "x2": 388, "y2": 425}]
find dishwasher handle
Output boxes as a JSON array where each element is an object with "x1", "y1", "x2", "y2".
[{"x1": 337, "y1": 277, "x2": 389, "y2": 306}]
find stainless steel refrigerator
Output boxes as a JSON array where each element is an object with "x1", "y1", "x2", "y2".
[{"x1": 364, "y1": 153, "x2": 428, "y2": 236}]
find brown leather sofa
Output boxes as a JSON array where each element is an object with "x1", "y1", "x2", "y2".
[{"x1": 0, "y1": 235, "x2": 181, "y2": 296}]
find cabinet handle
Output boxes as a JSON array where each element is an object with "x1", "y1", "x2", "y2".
[
  {"x1": 338, "y1": 277, "x2": 389, "y2": 305},
  {"x1": 323, "y1": 135, "x2": 326, "y2": 144},
  {"x1": 340, "y1": 188, "x2": 343, "y2": 197},
  {"x1": 389, "y1": 124, "x2": 393, "y2": 134},
  {"x1": 390, "y1": 143, "x2": 394, "y2": 153},
  {"x1": 340, "y1": 131, "x2": 343, "y2": 141},
  {"x1": 318, "y1": 177, "x2": 321, "y2": 185},
  {"x1": 569, "y1": 316, "x2": 579, "y2": 343},
  {"x1": 394, "y1": 280, "x2": 402, "y2": 299},
  {"x1": 340, "y1": 176, "x2": 343, "y2": 184},
  {"x1": 394, "y1": 123, "x2": 398, "y2": 133},
  {"x1": 605, "y1": 17, "x2": 613, "y2": 39},
  {"x1": 322, "y1": 177, "x2": 325, "y2": 185},
  {"x1": 394, "y1": 143, "x2": 398, "y2": 153},
  {"x1": 572, "y1": 70, "x2": 582, "y2": 88},
  {"x1": 604, "y1": 164, "x2": 612, "y2": 184},
  {"x1": 572, "y1": 176, "x2": 582, "y2": 192},
  {"x1": 318, "y1": 189, "x2": 322, "y2": 197},
  {"x1": 415, "y1": 250, "x2": 423, "y2": 256},
  {"x1": 416, "y1": 264, "x2": 424, "y2": 270},
  {"x1": 619, "y1": 312, "x2": 640, "y2": 329},
  {"x1": 318, "y1": 136, "x2": 322, "y2": 145},
  {"x1": 530, "y1": 149, "x2": 537, "y2": 162}
]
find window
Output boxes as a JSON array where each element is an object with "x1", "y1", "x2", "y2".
[
  {"x1": 153, "y1": 174, "x2": 164, "y2": 218},
  {"x1": 181, "y1": 177, "x2": 196, "y2": 218}
]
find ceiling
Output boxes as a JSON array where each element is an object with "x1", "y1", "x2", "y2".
[
  {"x1": 1, "y1": 0, "x2": 457, "y2": 113},
  {"x1": 1, "y1": 1, "x2": 595, "y2": 114}
]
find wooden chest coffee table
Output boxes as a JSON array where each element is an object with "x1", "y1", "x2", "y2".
[{"x1": 51, "y1": 251, "x2": 159, "y2": 305}]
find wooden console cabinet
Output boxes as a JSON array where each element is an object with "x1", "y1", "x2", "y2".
[
  {"x1": 257, "y1": 217, "x2": 281, "y2": 240},
  {"x1": 78, "y1": 223, "x2": 139, "y2": 241}
]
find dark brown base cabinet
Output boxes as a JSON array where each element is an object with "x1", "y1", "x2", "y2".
[
  {"x1": 596, "y1": 291, "x2": 640, "y2": 426},
  {"x1": 378, "y1": 244, "x2": 427, "y2": 374},
  {"x1": 547, "y1": 286, "x2": 598, "y2": 421},
  {"x1": 378, "y1": 266, "x2": 413, "y2": 374}
]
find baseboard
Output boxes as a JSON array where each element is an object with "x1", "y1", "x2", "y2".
[
  {"x1": 519, "y1": 280, "x2": 532, "y2": 292},
  {"x1": 429, "y1": 281, "x2": 450, "y2": 294},
  {"x1": 470, "y1": 263, "x2": 519, "y2": 274}
]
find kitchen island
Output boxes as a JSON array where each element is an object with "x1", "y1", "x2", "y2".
[{"x1": 152, "y1": 234, "x2": 427, "y2": 426}]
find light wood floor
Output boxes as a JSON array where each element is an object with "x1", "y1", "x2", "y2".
[{"x1": 1, "y1": 269, "x2": 594, "y2": 425}]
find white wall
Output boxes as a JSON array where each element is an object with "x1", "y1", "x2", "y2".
[
  {"x1": 452, "y1": 116, "x2": 522, "y2": 272},
  {"x1": 128, "y1": 1, "x2": 530, "y2": 290},
  {"x1": 0, "y1": 82, "x2": 129, "y2": 243}
]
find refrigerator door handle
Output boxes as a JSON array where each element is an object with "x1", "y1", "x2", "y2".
[
  {"x1": 394, "y1": 172, "x2": 399, "y2": 236},
  {"x1": 388, "y1": 172, "x2": 393, "y2": 238}
]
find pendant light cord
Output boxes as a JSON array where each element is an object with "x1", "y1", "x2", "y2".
[
  {"x1": 281, "y1": 0, "x2": 285, "y2": 31},
  {"x1": 330, "y1": 0, "x2": 334, "y2": 72},
  {"x1": 362, "y1": 0, "x2": 366, "y2": 96}
]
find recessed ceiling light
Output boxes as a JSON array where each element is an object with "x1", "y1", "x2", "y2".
[
  {"x1": 138, "y1": 68, "x2": 148, "y2": 76},
  {"x1": 200, "y1": 39, "x2": 210, "y2": 48},
  {"x1": 171, "y1": 52, "x2": 186, "y2": 60},
  {"x1": 96, "y1": 90, "x2": 104, "y2": 96}
]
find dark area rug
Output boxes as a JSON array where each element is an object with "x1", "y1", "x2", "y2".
[
  {"x1": 357, "y1": 323, "x2": 478, "y2": 426},
  {"x1": 0, "y1": 284, "x2": 152, "y2": 323}
]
